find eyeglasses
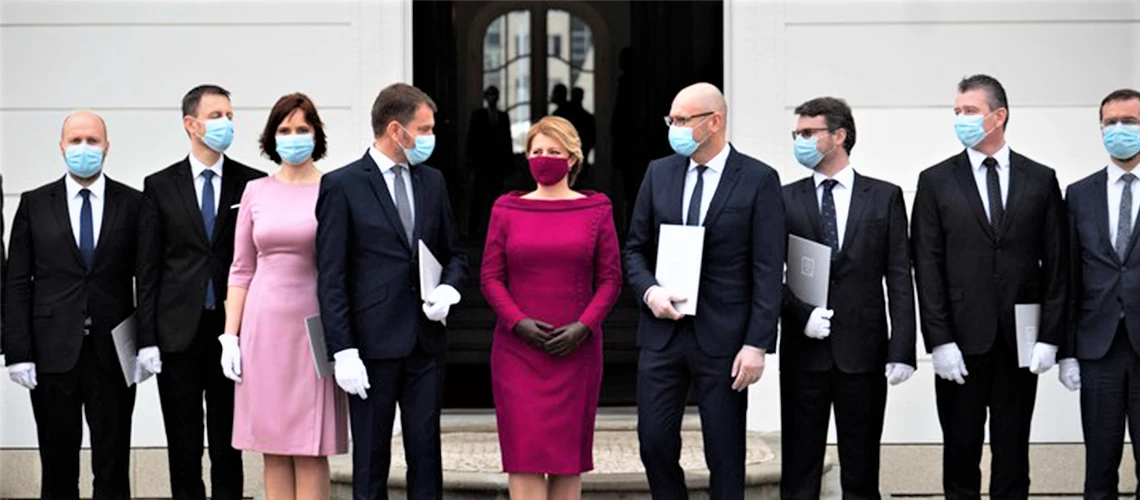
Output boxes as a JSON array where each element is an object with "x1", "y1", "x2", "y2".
[
  {"x1": 791, "y1": 128, "x2": 833, "y2": 140},
  {"x1": 664, "y1": 111, "x2": 714, "y2": 127}
]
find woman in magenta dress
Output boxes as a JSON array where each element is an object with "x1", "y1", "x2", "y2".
[
  {"x1": 219, "y1": 93, "x2": 348, "y2": 500},
  {"x1": 481, "y1": 116, "x2": 622, "y2": 500}
]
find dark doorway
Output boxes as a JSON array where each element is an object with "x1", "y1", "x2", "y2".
[{"x1": 412, "y1": 0, "x2": 724, "y2": 409}]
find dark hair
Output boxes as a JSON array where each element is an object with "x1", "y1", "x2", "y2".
[
  {"x1": 958, "y1": 74, "x2": 1009, "y2": 128},
  {"x1": 182, "y1": 84, "x2": 231, "y2": 118},
  {"x1": 371, "y1": 83, "x2": 437, "y2": 137},
  {"x1": 259, "y1": 93, "x2": 328, "y2": 164},
  {"x1": 1100, "y1": 89, "x2": 1140, "y2": 122},
  {"x1": 794, "y1": 97, "x2": 856, "y2": 154}
]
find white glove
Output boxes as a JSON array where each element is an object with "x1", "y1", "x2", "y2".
[
  {"x1": 333, "y1": 348, "x2": 370, "y2": 400},
  {"x1": 1059, "y1": 358, "x2": 1081, "y2": 392},
  {"x1": 804, "y1": 308, "x2": 834, "y2": 339},
  {"x1": 422, "y1": 284, "x2": 461, "y2": 323},
  {"x1": 645, "y1": 286, "x2": 686, "y2": 320},
  {"x1": 885, "y1": 362, "x2": 915, "y2": 386},
  {"x1": 1028, "y1": 342, "x2": 1058, "y2": 375},
  {"x1": 7, "y1": 362, "x2": 37, "y2": 390},
  {"x1": 932, "y1": 343, "x2": 969, "y2": 385},
  {"x1": 137, "y1": 346, "x2": 163, "y2": 375},
  {"x1": 218, "y1": 334, "x2": 242, "y2": 383}
]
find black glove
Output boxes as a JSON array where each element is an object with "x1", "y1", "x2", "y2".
[
  {"x1": 544, "y1": 321, "x2": 592, "y2": 357},
  {"x1": 513, "y1": 319, "x2": 554, "y2": 350}
]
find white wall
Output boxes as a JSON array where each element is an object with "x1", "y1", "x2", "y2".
[
  {"x1": 0, "y1": 0, "x2": 413, "y2": 448},
  {"x1": 733, "y1": 0, "x2": 1140, "y2": 443}
]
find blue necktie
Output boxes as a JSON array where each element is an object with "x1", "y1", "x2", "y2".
[
  {"x1": 79, "y1": 189, "x2": 94, "y2": 270},
  {"x1": 201, "y1": 170, "x2": 216, "y2": 309}
]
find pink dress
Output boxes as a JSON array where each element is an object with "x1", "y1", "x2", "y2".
[
  {"x1": 229, "y1": 176, "x2": 348, "y2": 456},
  {"x1": 481, "y1": 191, "x2": 622, "y2": 474}
]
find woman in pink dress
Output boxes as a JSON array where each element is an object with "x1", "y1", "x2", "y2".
[
  {"x1": 220, "y1": 93, "x2": 348, "y2": 500},
  {"x1": 481, "y1": 116, "x2": 622, "y2": 500}
]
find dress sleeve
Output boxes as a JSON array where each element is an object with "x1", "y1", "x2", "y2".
[
  {"x1": 227, "y1": 181, "x2": 258, "y2": 288},
  {"x1": 578, "y1": 201, "x2": 622, "y2": 335},
  {"x1": 480, "y1": 201, "x2": 528, "y2": 330}
]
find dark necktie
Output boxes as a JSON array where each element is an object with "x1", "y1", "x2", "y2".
[
  {"x1": 686, "y1": 165, "x2": 708, "y2": 226},
  {"x1": 201, "y1": 169, "x2": 217, "y2": 309},
  {"x1": 820, "y1": 179, "x2": 840, "y2": 254},
  {"x1": 79, "y1": 188, "x2": 94, "y2": 269},
  {"x1": 1118, "y1": 173, "x2": 1136, "y2": 260},
  {"x1": 392, "y1": 165, "x2": 414, "y2": 244},
  {"x1": 984, "y1": 157, "x2": 1004, "y2": 230}
]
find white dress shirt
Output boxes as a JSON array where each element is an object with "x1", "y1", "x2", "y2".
[
  {"x1": 813, "y1": 163, "x2": 855, "y2": 247},
  {"x1": 967, "y1": 143, "x2": 1011, "y2": 219},
  {"x1": 65, "y1": 173, "x2": 105, "y2": 247},
  {"x1": 1107, "y1": 162, "x2": 1140, "y2": 245},
  {"x1": 188, "y1": 152, "x2": 224, "y2": 212},
  {"x1": 682, "y1": 143, "x2": 730, "y2": 225},
  {"x1": 369, "y1": 146, "x2": 416, "y2": 220}
]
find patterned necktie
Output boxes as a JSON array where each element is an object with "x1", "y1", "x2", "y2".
[
  {"x1": 686, "y1": 165, "x2": 708, "y2": 226},
  {"x1": 201, "y1": 169, "x2": 217, "y2": 309},
  {"x1": 79, "y1": 188, "x2": 94, "y2": 269},
  {"x1": 1118, "y1": 173, "x2": 1136, "y2": 260},
  {"x1": 392, "y1": 165, "x2": 414, "y2": 244},
  {"x1": 820, "y1": 179, "x2": 840, "y2": 254},
  {"x1": 984, "y1": 157, "x2": 1004, "y2": 230}
]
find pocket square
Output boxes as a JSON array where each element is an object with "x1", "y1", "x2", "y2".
[{"x1": 230, "y1": 204, "x2": 240, "y2": 209}]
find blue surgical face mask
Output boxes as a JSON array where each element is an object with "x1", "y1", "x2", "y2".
[
  {"x1": 954, "y1": 111, "x2": 996, "y2": 149},
  {"x1": 668, "y1": 116, "x2": 712, "y2": 157},
  {"x1": 1103, "y1": 124, "x2": 1140, "y2": 160},
  {"x1": 197, "y1": 117, "x2": 234, "y2": 153},
  {"x1": 398, "y1": 125, "x2": 435, "y2": 165},
  {"x1": 276, "y1": 133, "x2": 315, "y2": 165},
  {"x1": 793, "y1": 135, "x2": 832, "y2": 169},
  {"x1": 64, "y1": 144, "x2": 104, "y2": 178}
]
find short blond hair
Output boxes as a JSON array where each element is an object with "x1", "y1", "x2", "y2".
[{"x1": 525, "y1": 116, "x2": 584, "y2": 185}]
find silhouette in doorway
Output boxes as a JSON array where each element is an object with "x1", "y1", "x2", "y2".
[
  {"x1": 550, "y1": 84, "x2": 569, "y2": 117},
  {"x1": 555, "y1": 87, "x2": 596, "y2": 188},
  {"x1": 466, "y1": 86, "x2": 514, "y2": 237}
]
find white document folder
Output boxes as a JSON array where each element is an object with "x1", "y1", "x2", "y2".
[
  {"x1": 654, "y1": 224, "x2": 705, "y2": 316},
  {"x1": 111, "y1": 314, "x2": 151, "y2": 387},
  {"x1": 305, "y1": 315, "x2": 334, "y2": 379},
  {"x1": 786, "y1": 235, "x2": 832, "y2": 308},
  {"x1": 1015, "y1": 304, "x2": 1041, "y2": 368},
  {"x1": 418, "y1": 240, "x2": 446, "y2": 326}
]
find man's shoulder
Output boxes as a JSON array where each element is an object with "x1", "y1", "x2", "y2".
[
  {"x1": 1067, "y1": 168, "x2": 1106, "y2": 198},
  {"x1": 223, "y1": 157, "x2": 267, "y2": 180}
]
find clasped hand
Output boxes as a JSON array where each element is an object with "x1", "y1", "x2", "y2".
[{"x1": 513, "y1": 319, "x2": 591, "y2": 356}]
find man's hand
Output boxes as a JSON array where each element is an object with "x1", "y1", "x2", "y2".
[
  {"x1": 885, "y1": 362, "x2": 915, "y2": 386},
  {"x1": 646, "y1": 286, "x2": 686, "y2": 321},
  {"x1": 7, "y1": 362, "x2": 36, "y2": 390},
  {"x1": 333, "y1": 349, "x2": 371, "y2": 399},
  {"x1": 730, "y1": 346, "x2": 766, "y2": 391},
  {"x1": 1028, "y1": 342, "x2": 1058, "y2": 375},
  {"x1": 422, "y1": 284, "x2": 461, "y2": 323},
  {"x1": 804, "y1": 308, "x2": 834, "y2": 339},
  {"x1": 1059, "y1": 358, "x2": 1081, "y2": 392},
  {"x1": 137, "y1": 346, "x2": 163, "y2": 375},
  {"x1": 932, "y1": 343, "x2": 968, "y2": 385}
]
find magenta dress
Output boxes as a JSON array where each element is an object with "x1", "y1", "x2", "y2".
[
  {"x1": 229, "y1": 176, "x2": 349, "y2": 456},
  {"x1": 481, "y1": 191, "x2": 622, "y2": 474}
]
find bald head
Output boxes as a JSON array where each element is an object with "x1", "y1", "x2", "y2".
[
  {"x1": 60, "y1": 110, "x2": 109, "y2": 157},
  {"x1": 672, "y1": 83, "x2": 727, "y2": 119},
  {"x1": 668, "y1": 83, "x2": 728, "y2": 161}
]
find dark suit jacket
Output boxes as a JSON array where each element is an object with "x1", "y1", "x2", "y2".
[
  {"x1": 3, "y1": 176, "x2": 142, "y2": 374},
  {"x1": 1065, "y1": 168, "x2": 1140, "y2": 360},
  {"x1": 623, "y1": 146, "x2": 785, "y2": 356},
  {"x1": 780, "y1": 172, "x2": 916, "y2": 373},
  {"x1": 136, "y1": 156, "x2": 265, "y2": 352},
  {"x1": 316, "y1": 151, "x2": 468, "y2": 360},
  {"x1": 911, "y1": 150, "x2": 1067, "y2": 355},
  {"x1": 466, "y1": 107, "x2": 513, "y2": 177}
]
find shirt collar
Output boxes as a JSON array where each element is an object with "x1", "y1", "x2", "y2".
[
  {"x1": 1107, "y1": 162, "x2": 1140, "y2": 184},
  {"x1": 813, "y1": 163, "x2": 855, "y2": 190},
  {"x1": 687, "y1": 143, "x2": 730, "y2": 174},
  {"x1": 369, "y1": 145, "x2": 405, "y2": 174},
  {"x1": 65, "y1": 172, "x2": 106, "y2": 201},
  {"x1": 189, "y1": 152, "x2": 224, "y2": 179},
  {"x1": 967, "y1": 142, "x2": 1011, "y2": 172}
]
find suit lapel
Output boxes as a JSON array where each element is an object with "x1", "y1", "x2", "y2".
[
  {"x1": 666, "y1": 156, "x2": 686, "y2": 224},
  {"x1": 91, "y1": 179, "x2": 122, "y2": 268},
  {"x1": 361, "y1": 152, "x2": 412, "y2": 253},
  {"x1": 997, "y1": 153, "x2": 1025, "y2": 239},
  {"x1": 797, "y1": 178, "x2": 823, "y2": 241},
  {"x1": 411, "y1": 165, "x2": 426, "y2": 256},
  {"x1": 211, "y1": 160, "x2": 240, "y2": 248},
  {"x1": 702, "y1": 149, "x2": 742, "y2": 228},
  {"x1": 951, "y1": 152, "x2": 996, "y2": 242},
  {"x1": 49, "y1": 179, "x2": 86, "y2": 270},
  {"x1": 175, "y1": 159, "x2": 210, "y2": 245},
  {"x1": 1090, "y1": 171, "x2": 1119, "y2": 263},
  {"x1": 840, "y1": 173, "x2": 871, "y2": 255}
]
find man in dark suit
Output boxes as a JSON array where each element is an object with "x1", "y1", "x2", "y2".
[
  {"x1": 780, "y1": 97, "x2": 916, "y2": 500},
  {"x1": 911, "y1": 74, "x2": 1067, "y2": 499},
  {"x1": 317, "y1": 83, "x2": 467, "y2": 500},
  {"x1": 3, "y1": 111, "x2": 142, "y2": 499},
  {"x1": 467, "y1": 85, "x2": 513, "y2": 236},
  {"x1": 1059, "y1": 88, "x2": 1140, "y2": 498},
  {"x1": 136, "y1": 84, "x2": 265, "y2": 500},
  {"x1": 624, "y1": 82, "x2": 784, "y2": 500}
]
